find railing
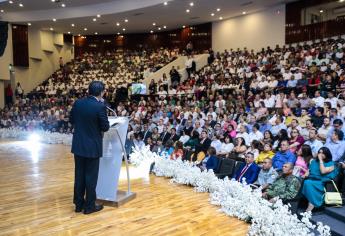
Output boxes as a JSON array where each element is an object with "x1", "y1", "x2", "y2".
[{"x1": 286, "y1": 17, "x2": 345, "y2": 44}]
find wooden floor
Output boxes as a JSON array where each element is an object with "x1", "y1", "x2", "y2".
[{"x1": 0, "y1": 140, "x2": 248, "y2": 236}]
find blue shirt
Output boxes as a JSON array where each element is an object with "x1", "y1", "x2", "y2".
[
  {"x1": 324, "y1": 140, "x2": 345, "y2": 162},
  {"x1": 304, "y1": 139, "x2": 323, "y2": 157},
  {"x1": 260, "y1": 123, "x2": 272, "y2": 133},
  {"x1": 272, "y1": 150, "x2": 296, "y2": 171}
]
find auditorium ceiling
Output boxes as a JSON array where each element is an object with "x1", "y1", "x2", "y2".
[{"x1": 0, "y1": 0, "x2": 296, "y2": 34}]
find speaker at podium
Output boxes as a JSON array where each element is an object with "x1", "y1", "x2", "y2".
[{"x1": 96, "y1": 116, "x2": 136, "y2": 206}]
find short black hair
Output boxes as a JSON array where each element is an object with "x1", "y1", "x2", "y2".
[
  {"x1": 88, "y1": 81, "x2": 105, "y2": 96},
  {"x1": 333, "y1": 119, "x2": 343, "y2": 126},
  {"x1": 334, "y1": 130, "x2": 344, "y2": 140}
]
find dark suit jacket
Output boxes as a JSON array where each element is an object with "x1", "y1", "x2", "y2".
[
  {"x1": 169, "y1": 134, "x2": 180, "y2": 142},
  {"x1": 141, "y1": 130, "x2": 152, "y2": 143},
  {"x1": 195, "y1": 138, "x2": 211, "y2": 154},
  {"x1": 70, "y1": 96, "x2": 110, "y2": 158},
  {"x1": 160, "y1": 132, "x2": 171, "y2": 145},
  {"x1": 234, "y1": 163, "x2": 260, "y2": 184}
]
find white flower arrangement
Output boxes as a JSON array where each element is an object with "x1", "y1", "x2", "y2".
[{"x1": 130, "y1": 146, "x2": 331, "y2": 236}]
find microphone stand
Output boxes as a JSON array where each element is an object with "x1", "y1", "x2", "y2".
[{"x1": 106, "y1": 106, "x2": 132, "y2": 196}]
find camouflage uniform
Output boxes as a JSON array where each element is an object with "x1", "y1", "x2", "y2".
[{"x1": 266, "y1": 174, "x2": 301, "y2": 200}]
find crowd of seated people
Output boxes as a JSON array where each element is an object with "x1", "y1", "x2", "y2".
[
  {"x1": 2, "y1": 37, "x2": 345, "y2": 211},
  {"x1": 0, "y1": 48, "x2": 178, "y2": 132}
]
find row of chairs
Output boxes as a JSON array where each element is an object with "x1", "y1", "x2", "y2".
[{"x1": 214, "y1": 158, "x2": 245, "y2": 179}]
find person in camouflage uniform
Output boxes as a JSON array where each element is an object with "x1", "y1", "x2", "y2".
[{"x1": 262, "y1": 163, "x2": 301, "y2": 203}]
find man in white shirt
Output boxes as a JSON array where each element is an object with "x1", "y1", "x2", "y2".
[{"x1": 312, "y1": 90, "x2": 325, "y2": 107}]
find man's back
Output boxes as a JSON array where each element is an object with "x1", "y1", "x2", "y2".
[{"x1": 70, "y1": 96, "x2": 110, "y2": 158}]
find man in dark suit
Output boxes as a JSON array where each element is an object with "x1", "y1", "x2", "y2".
[
  {"x1": 141, "y1": 123, "x2": 152, "y2": 144},
  {"x1": 70, "y1": 81, "x2": 110, "y2": 214},
  {"x1": 169, "y1": 128, "x2": 180, "y2": 142},
  {"x1": 160, "y1": 126, "x2": 171, "y2": 145},
  {"x1": 234, "y1": 152, "x2": 260, "y2": 184}
]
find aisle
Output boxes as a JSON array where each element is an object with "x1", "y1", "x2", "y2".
[{"x1": 0, "y1": 140, "x2": 248, "y2": 236}]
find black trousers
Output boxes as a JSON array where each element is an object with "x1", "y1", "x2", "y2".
[{"x1": 73, "y1": 155, "x2": 100, "y2": 210}]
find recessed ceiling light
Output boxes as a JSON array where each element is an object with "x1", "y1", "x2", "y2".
[
  {"x1": 219, "y1": 16, "x2": 223, "y2": 20},
  {"x1": 53, "y1": 18, "x2": 57, "y2": 22},
  {"x1": 211, "y1": 13, "x2": 215, "y2": 16},
  {"x1": 93, "y1": 18, "x2": 97, "y2": 22},
  {"x1": 186, "y1": 9, "x2": 190, "y2": 13},
  {"x1": 122, "y1": 28, "x2": 126, "y2": 31},
  {"x1": 50, "y1": 27, "x2": 54, "y2": 31},
  {"x1": 217, "y1": 8, "x2": 221, "y2": 12},
  {"x1": 340, "y1": 0, "x2": 345, "y2": 2},
  {"x1": 152, "y1": 22, "x2": 156, "y2": 26},
  {"x1": 84, "y1": 28, "x2": 87, "y2": 31},
  {"x1": 97, "y1": 14, "x2": 101, "y2": 18},
  {"x1": 319, "y1": 9, "x2": 324, "y2": 13},
  {"x1": 51, "y1": 0, "x2": 55, "y2": 2},
  {"x1": 124, "y1": 19, "x2": 128, "y2": 23},
  {"x1": 117, "y1": 32, "x2": 120, "y2": 35},
  {"x1": 61, "y1": 3, "x2": 65, "y2": 7},
  {"x1": 164, "y1": 2, "x2": 168, "y2": 5},
  {"x1": 163, "y1": 25, "x2": 167, "y2": 29},
  {"x1": 9, "y1": 1, "x2": 13, "y2": 4},
  {"x1": 116, "y1": 22, "x2": 120, "y2": 26},
  {"x1": 182, "y1": 25, "x2": 186, "y2": 28},
  {"x1": 0, "y1": 9, "x2": 4, "y2": 13},
  {"x1": 190, "y1": 2, "x2": 194, "y2": 6},
  {"x1": 68, "y1": 31, "x2": 71, "y2": 34},
  {"x1": 19, "y1": 3, "x2": 23, "y2": 7},
  {"x1": 71, "y1": 23, "x2": 75, "y2": 27},
  {"x1": 242, "y1": 11, "x2": 246, "y2": 15},
  {"x1": 27, "y1": 23, "x2": 31, "y2": 26},
  {"x1": 158, "y1": 27, "x2": 161, "y2": 30},
  {"x1": 94, "y1": 32, "x2": 98, "y2": 35},
  {"x1": 78, "y1": 34, "x2": 81, "y2": 36},
  {"x1": 150, "y1": 30, "x2": 154, "y2": 33}
]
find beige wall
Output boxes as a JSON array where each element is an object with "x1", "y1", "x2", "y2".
[
  {"x1": 0, "y1": 25, "x2": 74, "y2": 108},
  {"x1": 212, "y1": 5, "x2": 286, "y2": 52}
]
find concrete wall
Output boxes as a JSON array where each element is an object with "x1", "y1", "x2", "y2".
[
  {"x1": 212, "y1": 4, "x2": 286, "y2": 52},
  {"x1": 0, "y1": 25, "x2": 74, "y2": 108}
]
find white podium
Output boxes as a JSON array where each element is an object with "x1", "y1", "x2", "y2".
[{"x1": 96, "y1": 116, "x2": 136, "y2": 206}]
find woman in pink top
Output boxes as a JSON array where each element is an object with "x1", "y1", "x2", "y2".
[{"x1": 293, "y1": 144, "x2": 313, "y2": 178}]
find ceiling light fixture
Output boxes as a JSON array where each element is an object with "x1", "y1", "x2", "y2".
[
  {"x1": 53, "y1": 18, "x2": 57, "y2": 22},
  {"x1": 158, "y1": 27, "x2": 161, "y2": 30},
  {"x1": 78, "y1": 34, "x2": 81, "y2": 36},
  {"x1": 340, "y1": 0, "x2": 345, "y2": 2},
  {"x1": 117, "y1": 32, "x2": 120, "y2": 35},
  {"x1": 217, "y1": 8, "x2": 221, "y2": 12},
  {"x1": 190, "y1": 2, "x2": 194, "y2": 6},
  {"x1": 211, "y1": 13, "x2": 215, "y2": 16},
  {"x1": 182, "y1": 25, "x2": 186, "y2": 28},
  {"x1": 27, "y1": 23, "x2": 31, "y2": 26},
  {"x1": 164, "y1": 2, "x2": 168, "y2": 5},
  {"x1": 19, "y1": 3, "x2": 23, "y2": 7},
  {"x1": 61, "y1": 3, "x2": 66, "y2": 7},
  {"x1": 51, "y1": 0, "x2": 55, "y2": 2},
  {"x1": 50, "y1": 27, "x2": 54, "y2": 31},
  {"x1": 152, "y1": 22, "x2": 156, "y2": 26},
  {"x1": 186, "y1": 9, "x2": 190, "y2": 13},
  {"x1": 163, "y1": 25, "x2": 167, "y2": 29},
  {"x1": 0, "y1": 9, "x2": 4, "y2": 13},
  {"x1": 95, "y1": 32, "x2": 98, "y2": 35},
  {"x1": 122, "y1": 28, "x2": 126, "y2": 31},
  {"x1": 93, "y1": 18, "x2": 97, "y2": 22},
  {"x1": 84, "y1": 28, "x2": 87, "y2": 31},
  {"x1": 219, "y1": 16, "x2": 223, "y2": 20},
  {"x1": 9, "y1": 1, "x2": 13, "y2": 4},
  {"x1": 97, "y1": 14, "x2": 101, "y2": 18},
  {"x1": 124, "y1": 19, "x2": 128, "y2": 23},
  {"x1": 116, "y1": 22, "x2": 120, "y2": 26},
  {"x1": 150, "y1": 30, "x2": 154, "y2": 33},
  {"x1": 242, "y1": 11, "x2": 246, "y2": 15},
  {"x1": 319, "y1": 9, "x2": 324, "y2": 13},
  {"x1": 71, "y1": 23, "x2": 75, "y2": 27},
  {"x1": 68, "y1": 31, "x2": 71, "y2": 34}
]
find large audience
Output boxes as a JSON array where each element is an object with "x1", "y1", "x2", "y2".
[{"x1": 1, "y1": 38, "x2": 345, "y2": 212}]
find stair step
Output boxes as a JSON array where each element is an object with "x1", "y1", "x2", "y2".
[
  {"x1": 311, "y1": 214, "x2": 345, "y2": 236},
  {"x1": 325, "y1": 206, "x2": 345, "y2": 222}
]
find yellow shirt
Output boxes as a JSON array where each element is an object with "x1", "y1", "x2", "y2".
[{"x1": 255, "y1": 151, "x2": 275, "y2": 164}]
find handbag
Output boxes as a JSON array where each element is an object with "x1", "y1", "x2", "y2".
[{"x1": 324, "y1": 180, "x2": 343, "y2": 206}]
